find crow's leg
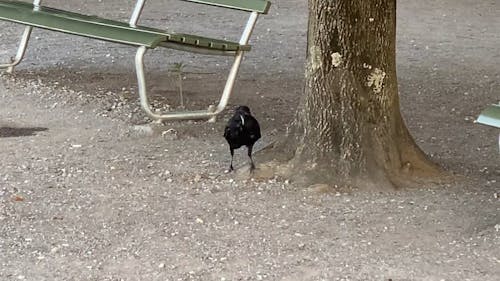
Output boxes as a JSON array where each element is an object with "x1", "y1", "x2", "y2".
[
  {"x1": 247, "y1": 144, "x2": 255, "y2": 170},
  {"x1": 229, "y1": 148, "x2": 235, "y2": 171}
]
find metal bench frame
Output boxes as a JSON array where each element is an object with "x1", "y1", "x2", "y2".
[{"x1": 0, "y1": 0, "x2": 268, "y2": 122}]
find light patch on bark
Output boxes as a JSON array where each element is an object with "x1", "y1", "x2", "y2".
[
  {"x1": 309, "y1": 45, "x2": 323, "y2": 71},
  {"x1": 363, "y1": 63, "x2": 372, "y2": 69},
  {"x1": 331, "y1": 52, "x2": 343, "y2": 67},
  {"x1": 367, "y1": 68, "x2": 386, "y2": 93},
  {"x1": 305, "y1": 160, "x2": 318, "y2": 171}
]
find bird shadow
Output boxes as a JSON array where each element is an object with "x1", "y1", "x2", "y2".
[{"x1": 0, "y1": 126, "x2": 48, "y2": 138}]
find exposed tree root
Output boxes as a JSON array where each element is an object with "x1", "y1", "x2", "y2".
[{"x1": 251, "y1": 144, "x2": 452, "y2": 192}]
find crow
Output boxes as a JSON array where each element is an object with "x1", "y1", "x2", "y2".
[{"x1": 224, "y1": 105, "x2": 261, "y2": 171}]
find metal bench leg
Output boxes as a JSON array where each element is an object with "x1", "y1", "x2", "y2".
[
  {"x1": 0, "y1": 26, "x2": 33, "y2": 73},
  {"x1": 134, "y1": 12, "x2": 259, "y2": 122},
  {"x1": 129, "y1": 0, "x2": 146, "y2": 27},
  {"x1": 135, "y1": 46, "x2": 246, "y2": 122},
  {"x1": 207, "y1": 50, "x2": 245, "y2": 123},
  {"x1": 0, "y1": 0, "x2": 41, "y2": 72}
]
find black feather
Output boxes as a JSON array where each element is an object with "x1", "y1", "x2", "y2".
[{"x1": 224, "y1": 106, "x2": 261, "y2": 171}]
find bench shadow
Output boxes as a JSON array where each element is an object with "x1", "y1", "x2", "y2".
[{"x1": 0, "y1": 127, "x2": 48, "y2": 138}]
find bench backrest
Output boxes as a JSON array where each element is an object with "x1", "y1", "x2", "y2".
[{"x1": 182, "y1": 0, "x2": 271, "y2": 14}]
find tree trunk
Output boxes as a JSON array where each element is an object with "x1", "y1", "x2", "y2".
[{"x1": 282, "y1": 0, "x2": 441, "y2": 189}]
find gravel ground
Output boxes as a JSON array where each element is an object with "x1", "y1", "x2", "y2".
[{"x1": 0, "y1": 0, "x2": 499, "y2": 280}]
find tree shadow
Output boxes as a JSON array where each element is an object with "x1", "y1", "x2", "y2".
[{"x1": 0, "y1": 127, "x2": 48, "y2": 138}]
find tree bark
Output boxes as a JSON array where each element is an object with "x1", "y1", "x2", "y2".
[{"x1": 282, "y1": 0, "x2": 441, "y2": 189}]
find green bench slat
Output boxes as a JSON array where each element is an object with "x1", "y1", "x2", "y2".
[
  {"x1": 29, "y1": 4, "x2": 249, "y2": 51},
  {"x1": 0, "y1": 1, "x2": 165, "y2": 47},
  {"x1": 182, "y1": 0, "x2": 271, "y2": 13},
  {"x1": 476, "y1": 104, "x2": 500, "y2": 129},
  {"x1": 0, "y1": 0, "x2": 249, "y2": 51}
]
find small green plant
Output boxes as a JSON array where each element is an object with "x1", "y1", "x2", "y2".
[{"x1": 171, "y1": 62, "x2": 186, "y2": 109}]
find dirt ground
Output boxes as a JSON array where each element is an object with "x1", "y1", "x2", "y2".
[{"x1": 0, "y1": 0, "x2": 498, "y2": 280}]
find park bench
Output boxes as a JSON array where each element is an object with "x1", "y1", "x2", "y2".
[
  {"x1": 0, "y1": 0, "x2": 271, "y2": 122},
  {"x1": 475, "y1": 104, "x2": 500, "y2": 152}
]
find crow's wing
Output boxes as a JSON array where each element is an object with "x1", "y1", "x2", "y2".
[
  {"x1": 224, "y1": 115, "x2": 244, "y2": 139},
  {"x1": 244, "y1": 115, "x2": 261, "y2": 141},
  {"x1": 223, "y1": 125, "x2": 230, "y2": 138}
]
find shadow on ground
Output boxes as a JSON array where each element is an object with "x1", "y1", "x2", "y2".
[{"x1": 0, "y1": 126, "x2": 47, "y2": 137}]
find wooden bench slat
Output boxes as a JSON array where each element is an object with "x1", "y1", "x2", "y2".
[
  {"x1": 182, "y1": 0, "x2": 271, "y2": 13},
  {"x1": 0, "y1": 0, "x2": 249, "y2": 51}
]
